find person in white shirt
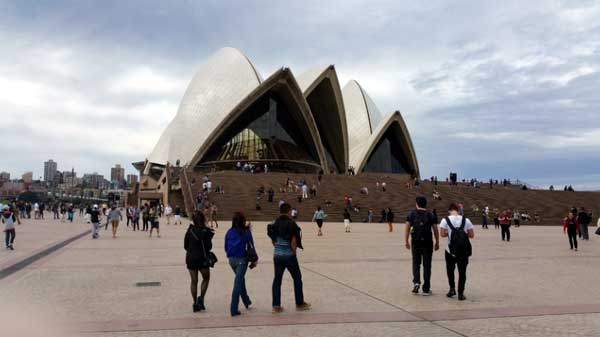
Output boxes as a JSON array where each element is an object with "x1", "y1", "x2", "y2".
[
  {"x1": 439, "y1": 203, "x2": 475, "y2": 301},
  {"x1": 301, "y1": 184, "x2": 308, "y2": 199},
  {"x1": 164, "y1": 204, "x2": 173, "y2": 225}
]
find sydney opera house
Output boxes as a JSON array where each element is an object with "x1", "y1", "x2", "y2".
[{"x1": 132, "y1": 47, "x2": 419, "y2": 208}]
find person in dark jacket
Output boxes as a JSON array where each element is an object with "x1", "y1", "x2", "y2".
[
  {"x1": 578, "y1": 207, "x2": 590, "y2": 240},
  {"x1": 184, "y1": 211, "x2": 215, "y2": 312},
  {"x1": 386, "y1": 208, "x2": 395, "y2": 232},
  {"x1": 225, "y1": 212, "x2": 257, "y2": 316},
  {"x1": 563, "y1": 211, "x2": 580, "y2": 251},
  {"x1": 267, "y1": 203, "x2": 310, "y2": 313}
]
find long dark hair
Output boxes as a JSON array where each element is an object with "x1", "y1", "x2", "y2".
[
  {"x1": 232, "y1": 211, "x2": 248, "y2": 232},
  {"x1": 192, "y1": 210, "x2": 207, "y2": 227}
]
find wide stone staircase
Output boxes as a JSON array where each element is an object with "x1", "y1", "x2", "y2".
[{"x1": 184, "y1": 170, "x2": 600, "y2": 225}]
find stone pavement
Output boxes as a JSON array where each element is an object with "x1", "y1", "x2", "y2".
[{"x1": 1, "y1": 215, "x2": 599, "y2": 337}]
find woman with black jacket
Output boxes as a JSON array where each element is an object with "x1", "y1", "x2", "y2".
[
  {"x1": 184, "y1": 211, "x2": 215, "y2": 312},
  {"x1": 386, "y1": 208, "x2": 395, "y2": 232}
]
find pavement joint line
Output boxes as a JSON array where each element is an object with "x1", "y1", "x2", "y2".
[
  {"x1": 0, "y1": 229, "x2": 91, "y2": 281},
  {"x1": 300, "y1": 264, "x2": 470, "y2": 337},
  {"x1": 72, "y1": 306, "x2": 600, "y2": 333}
]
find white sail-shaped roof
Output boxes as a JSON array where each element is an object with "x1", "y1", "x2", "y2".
[
  {"x1": 147, "y1": 47, "x2": 262, "y2": 166},
  {"x1": 342, "y1": 80, "x2": 382, "y2": 165}
]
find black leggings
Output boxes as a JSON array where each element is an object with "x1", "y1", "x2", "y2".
[
  {"x1": 567, "y1": 228, "x2": 578, "y2": 249},
  {"x1": 189, "y1": 269, "x2": 210, "y2": 302},
  {"x1": 501, "y1": 225, "x2": 511, "y2": 241}
]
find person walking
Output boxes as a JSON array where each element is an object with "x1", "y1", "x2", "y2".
[
  {"x1": 499, "y1": 211, "x2": 511, "y2": 242},
  {"x1": 89, "y1": 205, "x2": 102, "y2": 239},
  {"x1": 267, "y1": 203, "x2": 311, "y2": 313},
  {"x1": 578, "y1": 207, "x2": 590, "y2": 240},
  {"x1": 563, "y1": 211, "x2": 580, "y2": 251},
  {"x1": 108, "y1": 204, "x2": 122, "y2": 239},
  {"x1": 164, "y1": 204, "x2": 173, "y2": 225},
  {"x1": 440, "y1": 203, "x2": 475, "y2": 301},
  {"x1": 312, "y1": 206, "x2": 326, "y2": 236},
  {"x1": 210, "y1": 204, "x2": 219, "y2": 229},
  {"x1": 343, "y1": 208, "x2": 352, "y2": 233},
  {"x1": 67, "y1": 205, "x2": 75, "y2": 222},
  {"x1": 174, "y1": 205, "x2": 182, "y2": 225},
  {"x1": 225, "y1": 212, "x2": 257, "y2": 316},
  {"x1": 2, "y1": 205, "x2": 16, "y2": 250},
  {"x1": 141, "y1": 205, "x2": 149, "y2": 231},
  {"x1": 386, "y1": 208, "x2": 395, "y2": 232},
  {"x1": 481, "y1": 210, "x2": 488, "y2": 229},
  {"x1": 149, "y1": 206, "x2": 160, "y2": 238},
  {"x1": 132, "y1": 207, "x2": 140, "y2": 231},
  {"x1": 405, "y1": 197, "x2": 439, "y2": 296},
  {"x1": 184, "y1": 211, "x2": 215, "y2": 312}
]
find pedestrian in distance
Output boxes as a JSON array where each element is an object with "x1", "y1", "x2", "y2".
[
  {"x1": 499, "y1": 211, "x2": 511, "y2": 242},
  {"x1": 440, "y1": 203, "x2": 475, "y2": 301},
  {"x1": 563, "y1": 211, "x2": 580, "y2": 251},
  {"x1": 405, "y1": 196, "x2": 439, "y2": 296},
  {"x1": 267, "y1": 203, "x2": 311, "y2": 313},
  {"x1": 185, "y1": 211, "x2": 215, "y2": 312},
  {"x1": 149, "y1": 206, "x2": 160, "y2": 238},
  {"x1": 312, "y1": 206, "x2": 326, "y2": 236},
  {"x1": 108, "y1": 204, "x2": 122, "y2": 239},
  {"x1": 2, "y1": 205, "x2": 16, "y2": 250},
  {"x1": 89, "y1": 205, "x2": 102, "y2": 239},
  {"x1": 578, "y1": 207, "x2": 590, "y2": 240},
  {"x1": 386, "y1": 208, "x2": 395, "y2": 232},
  {"x1": 343, "y1": 208, "x2": 352, "y2": 233},
  {"x1": 225, "y1": 212, "x2": 257, "y2": 316}
]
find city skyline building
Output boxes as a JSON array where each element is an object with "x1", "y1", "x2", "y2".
[{"x1": 44, "y1": 159, "x2": 57, "y2": 184}]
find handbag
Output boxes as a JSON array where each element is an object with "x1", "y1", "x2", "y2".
[
  {"x1": 246, "y1": 239, "x2": 259, "y2": 263},
  {"x1": 190, "y1": 228, "x2": 218, "y2": 268}
]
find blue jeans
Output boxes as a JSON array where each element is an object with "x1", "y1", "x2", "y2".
[
  {"x1": 272, "y1": 254, "x2": 304, "y2": 307},
  {"x1": 228, "y1": 257, "x2": 250, "y2": 314}
]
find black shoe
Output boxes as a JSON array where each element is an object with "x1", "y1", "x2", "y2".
[
  {"x1": 446, "y1": 289, "x2": 456, "y2": 298},
  {"x1": 231, "y1": 311, "x2": 241, "y2": 316},
  {"x1": 193, "y1": 304, "x2": 201, "y2": 312},
  {"x1": 9, "y1": 245, "x2": 14, "y2": 250},
  {"x1": 458, "y1": 293, "x2": 466, "y2": 301},
  {"x1": 412, "y1": 283, "x2": 420, "y2": 294},
  {"x1": 244, "y1": 300, "x2": 252, "y2": 309},
  {"x1": 197, "y1": 296, "x2": 205, "y2": 311}
]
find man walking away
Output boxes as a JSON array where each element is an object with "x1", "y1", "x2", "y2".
[
  {"x1": 440, "y1": 203, "x2": 475, "y2": 301},
  {"x1": 2, "y1": 205, "x2": 16, "y2": 250},
  {"x1": 89, "y1": 205, "x2": 101, "y2": 239},
  {"x1": 405, "y1": 197, "x2": 439, "y2": 296},
  {"x1": 578, "y1": 207, "x2": 590, "y2": 240},
  {"x1": 267, "y1": 203, "x2": 311, "y2": 313},
  {"x1": 343, "y1": 208, "x2": 352, "y2": 233},
  {"x1": 563, "y1": 211, "x2": 580, "y2": 251}
]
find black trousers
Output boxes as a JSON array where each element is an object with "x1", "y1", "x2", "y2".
[
  {"x1": 501, "y1": 224, "x2": 511, "y2": 241},
  {"x1": 411, "y1": 244, "x2": 433, "y2": 291},
  {"x1": 142, "y1": 218, "x2": 149, "y2": 231},
  {"x1": 445, "y1": 251, "x2": 468, "y2": 294},
  {"x1": 5, "y1": 229, "x2": 15, "y2": 247},
  {"x1": 567, "y1": 228, "x2": 578, "y2": 249},
  {"x1": 580, "y1": 223, "x2": 589, "y2": 240},
  {"x1": 272, "y1": 255, "x2": 304, "y2": 307}
]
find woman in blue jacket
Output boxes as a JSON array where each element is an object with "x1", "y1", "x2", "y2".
[{"x1": 225, "y1": 212, "x2": 258, "y2": 316}]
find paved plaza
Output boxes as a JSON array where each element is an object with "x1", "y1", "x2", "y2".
[{"x1": 2, "y1": 215, "x2": 600, "y2": 337}]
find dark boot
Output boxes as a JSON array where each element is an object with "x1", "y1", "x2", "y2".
[{"x1": 197, "y1": 296, "x2": 205, "y2": 311}]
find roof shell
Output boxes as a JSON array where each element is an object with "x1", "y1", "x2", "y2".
[
  {"x1": 349, "y1": 110, "x2": 420, "y2": 177},
  {"x1": 147, "y1": 47, "x2": 262, "y2": 166},
  {"x1": 342, "y1": 80, "x2": 382, "y2": 157}
]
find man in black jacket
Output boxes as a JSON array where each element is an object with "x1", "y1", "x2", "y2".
[
  {"x1": 578, "y1": 207, "x2": 590, "y2": 240},
  {"x1": 405, "y1": 196, "x2": 439, "y2": 296},
  {"x1": 267, "y1": 203, "x2": 310, "y2": 313}
]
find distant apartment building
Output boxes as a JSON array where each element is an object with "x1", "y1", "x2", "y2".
[
  {"x1": 111, "y1": 164, "x2": 126, "y2": 187},
  {"x1": 0, "y1": 171, "x2": 10, "y2": 182},
  {"x1": 44, "y1": 159, "x2": 58, "y2": 184},
  {"x1": 21, "y1": 172, "x2": 33, "y2": 183},
  {"x1": 127, "y1": 174, "x2": 138, "y2": 187}
]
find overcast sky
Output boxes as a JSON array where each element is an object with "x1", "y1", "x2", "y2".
[{"x1": 1, "y1": 0, "x2": 599, "y2": 189}]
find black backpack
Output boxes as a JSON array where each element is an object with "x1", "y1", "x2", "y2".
[
  {"x1": 409, "y1": 210, "x2": 433, "y2": 245},
  {"x1": 445, "y1": 216, "x2": 472, "y2": 257}
]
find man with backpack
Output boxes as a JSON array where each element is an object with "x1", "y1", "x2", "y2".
[
  {"x1": 405, "y1": 196, "x2": 439, "y2": 296},
  {"x1": 440, "y1": 203, "x2": 475, "y2": 301}
]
